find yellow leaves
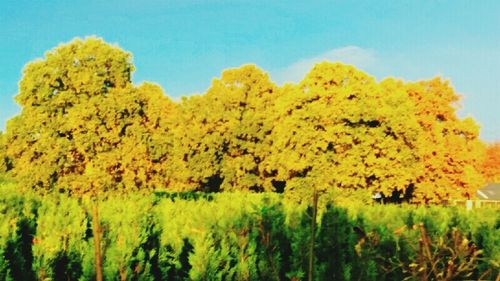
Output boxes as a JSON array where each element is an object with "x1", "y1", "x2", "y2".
[
  {"x1": 4, "y1": 38, "x2": 179, "y2": 194},
  {"x1": 169, "y1": 65, "x2": 279, "y2": 192},
  {"x1": 268, "y1": 62, "x2": 423, "y2": 197},
  {"x1": 17, "y1": 37, "x2": 133, "y2": 109},
  {"x1": 0, "y1": 132, "x2": 7, "y2": 174},
  {"x1": 1, "y1": 38, "x2": 489, "y2": 203}
]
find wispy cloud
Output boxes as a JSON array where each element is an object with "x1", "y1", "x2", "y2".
[{"x1": 271, "y1": 46, "x2": 377, "y2": 85}]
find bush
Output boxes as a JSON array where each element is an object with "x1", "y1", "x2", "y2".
[
  {"x1": 0, "y1": 183, "x2": 38, "y2": 280},
  {"x1": 0, "y1": 184, "x2": 498, "y2": 280},
  {"x1": 99, "y1": 193, "x2": 160, "y2": 280},
  {"x1": 31, "y1": 194, "x2": 91, "y2": 280}
]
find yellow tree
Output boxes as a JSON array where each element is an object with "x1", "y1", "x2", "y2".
[
  {"x1": 3, "y1": 37, "x2": 177, "y2": 280},
  {"x1": 54, "y1": 82, "x2": 177, "y2": 193},
  {"x1": 481, "y1": 142, "x2": 500, "y2": 183},
  {"x1": 5, "y1": 37, "x2": 132, "y2": 192},
  {"x1": 0, "y1": 132, "x2": 9, "y2": 175},
  {"x1": 404, "y1": 78, "x2": 486, "y2": 202},
  {"x1": 170, "y1": 65, "x2": 278, "y2": 192},
  {"x1": 4, "y1": 37, "x2": 136, "y2": 281},
  {"x1": 4, "y1": 37, "x2": 177, "y2": 193},
  {"x1": 264, "y1": 62, "x2": 423, "y2": 200}
]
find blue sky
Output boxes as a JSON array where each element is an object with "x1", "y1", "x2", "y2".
[{"x1": 1, "y1": 0, "x2": 499, "y2": 141}]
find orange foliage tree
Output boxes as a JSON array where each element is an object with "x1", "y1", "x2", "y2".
[
  {"x1": 481, "y1": 142, "x2": 500, "y2": 183},
  {"x1": 403, "y1": 78, "x2": 486, "y2": 202}
]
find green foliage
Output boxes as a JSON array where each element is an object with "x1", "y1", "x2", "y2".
[
  {"x1": 156, "y1": 193, "x2": 289, "y2": 280},
  {"x1": 315, "y1": 205, "x2": 357, "y2": 281},
  {"x1": 403, "y1": 226, "x2": 487, "y2": 280},
  {"x1": 345, "y1": 203, "x2": 499, "y2": 280},
  {"x1": 0, "y1": 184, "x2": 38, "y2": 280},
  {"x1": 284, "y1": 204, "x2": 312, "y2": 280},
  {"x1": 99, "y1": 193, "x2": 160, "y2": 280},
  {"x1": 0, "y1": 185, "x2": 498, "y2": 280},
  {"x1": 32, "y1": 193, "x2": 91, "y2": 280},
  {"x1": 474, "y1": 222, "x2": 500, "y2": 276}
]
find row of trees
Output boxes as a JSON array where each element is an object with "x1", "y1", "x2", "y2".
[{"x1": 0, "y1": 37, "x2": 498, "y2": 202}]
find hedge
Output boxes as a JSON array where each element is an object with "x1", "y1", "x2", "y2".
[{"x1": 0, "y1": 185, "x2": 498, "y2": 280}]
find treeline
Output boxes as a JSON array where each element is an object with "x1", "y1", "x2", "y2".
[
  {"x1": 0, "y1": 37, "x2": 498, "y2": 202},
  {"x1": 0, "y1": 184, "x2": 498, "y2": 280}
]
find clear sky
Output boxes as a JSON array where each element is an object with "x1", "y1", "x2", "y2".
[{"x1": 1, "y1": 0, "x2": 499, "y2": 141}]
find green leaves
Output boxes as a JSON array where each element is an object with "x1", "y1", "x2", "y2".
[
  {"x1": 32, "y1": 194, "x2": 90, "y2": 280},
  {"x1": 0, "y1": 183, "x2": 499, "y2": 281}
]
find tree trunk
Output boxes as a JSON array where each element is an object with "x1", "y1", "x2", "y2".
[
  {"x1": 92, "y1": 202, "x2": 103, "y2": 281},
  {"x1": 308, "y1": 188, "x2": 318, "y2": 281}
]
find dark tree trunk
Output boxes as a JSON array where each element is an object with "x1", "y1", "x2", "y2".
[{"x1": 308, "y1": 188, "x2": 318, "y2": 281}]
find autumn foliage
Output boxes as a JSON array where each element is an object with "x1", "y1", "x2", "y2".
[
  {"x1": 481, "y1": 142, "x2": 500, "y2": 183},
  {"x1": 0, "y1": 37, "x2": 491, "y2": 202}
]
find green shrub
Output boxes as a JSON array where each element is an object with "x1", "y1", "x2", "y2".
[
  {"x1": 32, "y1": 194, "x2": 91, "y2": 280},
  {"x1": 315, "y1": 205, "x2": 357, "y2": 281},
  {"x1": 0, "y1": 183, "x2": 38, "y2": 280},
  {"x1": 156, "y1": 193, "x2": 287, "y2": 281},
  {"x1": 0, "y1": 185, "x2": 498, "y2": 280},
  {"x1": 99, "y1": 193, "x2": 160, "y2": 280}
]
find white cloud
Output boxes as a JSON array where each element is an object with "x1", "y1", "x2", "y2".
[{"x1": 271, "y1": 46, "x2": 377, "y2": 85}]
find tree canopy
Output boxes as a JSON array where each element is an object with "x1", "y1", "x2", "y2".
[
  {"x1": 264, "y1": 63, "x2": 423, "y2": 201},
  {"x1": 481, "y1": 142, "x2": 500, "y2": 183},
  {"x1": 0, "y1": 37, "x2": 491, "y2": 202},
  {"x1": 403, "y1": 79, "x2": 485, "y2": 202},
  {"x1": 3, "y1": 38, "x2": 176, "y2": 194}
]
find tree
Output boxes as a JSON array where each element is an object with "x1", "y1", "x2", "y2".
[
  {"x1": 5, "y1": 37, "x2": 130, "y2": 191},
  {"x1": 171, "y1": 65, "x2": 278, "y2": 192},
  {"x1": 2, "y1": 38, "x2": 489, "y2": 204},
  {"x1": 4, "y1": 37, "x2": 177, "y2": 194},
  {"x1": 264, "y1": 62, "x2": 423, "y2": 200},
  {"x1": 3, "y1": 37, "x2": 178, "y2": 280},
  {"x1": 0, "y1": 131, "x2": 9, "y2": 175},
  {"x1": 404, "y1": 78, "x2": 486, "y2": 202},
  {"x1": 481, "y1": 142, "x2": 500, "y2": 183}
]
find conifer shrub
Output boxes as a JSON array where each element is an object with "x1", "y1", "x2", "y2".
[
  {"x1": 31, "y1": 193, "x2": 91, "y2": 280},
  {"x1": 315, "y1": 205, "x2": 357, "y2": 281},
  {"x1": 155, "y1": 193, "x2": 289, "y2": 280},
  {"x1": 0, "y1": 184, "x2": 498, "y2": 280},
  {"x1": 99, "y1": 193, "x2": 160, "y2": 280},
  {"x1": 0, "y1": 183, "x2": 38, "y2": 280}
]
